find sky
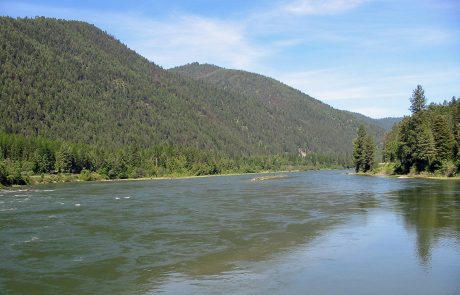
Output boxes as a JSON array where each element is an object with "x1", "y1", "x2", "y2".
[{"x1": 1, "y1": 0, "x2": 459, "y2": 118}]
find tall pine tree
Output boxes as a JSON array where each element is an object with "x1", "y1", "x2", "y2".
[
  {"x1": 353, "y1": 125, "x2": 375, "y2": 172},
  {"x1": 432, "y1": 115, "x2": 455, "y2": 161},
  {"x1": 409, "y1": 85, "x2": 427, "y2": 114}
]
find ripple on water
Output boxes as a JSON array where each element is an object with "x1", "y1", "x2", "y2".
[
  {"x1": 2, "y1": 171, "x2": 460, "y2": 295},
  {"x1": 0, "y1": 207, "x2": 17, "y2": 212},
  {"x1": 23, "y1": 236, "x2": 39, "y2": 243}
]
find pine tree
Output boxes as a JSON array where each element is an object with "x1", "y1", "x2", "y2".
[
  {"x1": 353, "y1": 125, "x2": 374, "y2": 172},
  {"x1": 363, "y1": 134, "x2": 376, "y2": 172},
  {"x1": 454, "y1": 102, "x2": 460, "y2": 159},
  {"x1": 409, "y1": 85, "x2": 427, "y2": 114},
  {"x1": 353, "y1": 126, "x2": 366, "y2": 172},
  {"x1": 413, "y1": 123, "x2": 436, "y2": 171},
  {"x1": 432, "y1": 115, "x2": 455, "y2": 161}
]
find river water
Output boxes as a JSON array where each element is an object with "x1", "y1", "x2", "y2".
[{"x1": 1, "y1": 170, "x2": 459, "y2": 294}]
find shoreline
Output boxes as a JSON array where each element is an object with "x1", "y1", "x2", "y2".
[
  {"x1": 98, "y1": 170, "x2": 299, "y2": 183},
  {"x1": 1, "y1": 169, "x2": 314, "y2": 190},
  {"x1": 349, "y1": 171, "x2": 460, "y2": 181}
]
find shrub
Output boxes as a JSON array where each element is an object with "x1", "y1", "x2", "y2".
[{"x1": 439, "y1": 160, "x2": 457, "y2": 177}]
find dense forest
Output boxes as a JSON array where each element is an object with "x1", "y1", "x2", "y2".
[
  {"x1": 0, "y1": 17, "x2": 391, "y2": 186},
  {"x1": 0, "y1": 132, "x2": 348, "y2": 186},
  {"x1": 170, "y1": 63, "x2": 388, "y2": 153},
  {"x1": 0, "y1": 17, "x2": 385, "y2": 155},
  {"x1": 381, "y1": 86, "x2": 459, "y2": 176}
]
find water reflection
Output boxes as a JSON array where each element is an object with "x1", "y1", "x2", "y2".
[
  {"x1": 392, "y1": 180, "x2": 460, "y2": 265},
  {"x1": 2, "y1": 172, "x2": 460, "y2": 294}
]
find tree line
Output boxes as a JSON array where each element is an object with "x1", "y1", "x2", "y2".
[
  {"x1": 0, "y1": 132, "x2": 350, "y2": 187},
  {"x1": 353, "y1": 85, "x2": 459, "y2": 176}
]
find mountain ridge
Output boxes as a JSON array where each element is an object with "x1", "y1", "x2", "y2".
[
  {"x1": 170, "y1": 62, "x2": 386, "y2": 150},
  {"x1": 1, "y1": 17, "x2": 384, "y2": 160}
]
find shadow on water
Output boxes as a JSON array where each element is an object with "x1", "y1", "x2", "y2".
[{"x1": 390, "y1": 180, "x2": 460, "y2": 266}]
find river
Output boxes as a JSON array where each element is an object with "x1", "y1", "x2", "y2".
[{"x1": 1, "y1": 170, "x2": 459, "y2": 294}]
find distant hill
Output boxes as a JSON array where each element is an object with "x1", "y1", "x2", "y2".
[
  {"x1": 170, "y1": 62, "x2": 386, "y2": 152},
  {"x1": 348, "y1": 112, "x2": 402, "y2": 131},
  {"x1": 375, "y1": 117, "x2": 403, "y2": 130},
  {"x1": 1, "y1": 17, "x2": 384, "y2": 161}
]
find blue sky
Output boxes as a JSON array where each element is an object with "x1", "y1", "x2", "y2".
[{"x1": 1, "y1": 0, "x2": 459, "y2": 118}]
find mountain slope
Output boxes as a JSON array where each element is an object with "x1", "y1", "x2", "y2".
[
  {"x1": 0, "y1": 17, "x2": 278, "y2": 155},
  {"x1": 1, "y1": 17, "x2": 384, "y2": 160},
  {"x1": 170, "y1": 62, "x2": 386, "y2": 153},
  {"x1": 348, "y1": 111, "x2": 402, "y2": 131},
  {"x1": 374, "y1": 117, "x2": 403, "y2": 130}
]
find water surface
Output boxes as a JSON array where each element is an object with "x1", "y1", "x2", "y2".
[{"x1": 1, "y1": 171, "x2": 459, "y2": 294}]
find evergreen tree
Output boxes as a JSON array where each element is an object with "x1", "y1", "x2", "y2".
[
  {"x1": 353, "y1": 125, "x2": 374, "y2": 172},
  {"x1": 432, "y1": 115, "x2": 455, "y2": 161},
  {"x1": 384, "y1": 88, "x2": 459, "y2": 176},
  {"x1": 363, "y1": 134, "x2": 376, "y2": 172},
  {"x1": 454, "y1": 102, "x2": 460, "y2": 159},
  {"x1": 396, "y1": 115, "x2": 436, "y2": 173},
  {"x1": 413, "y1": 122, "x2": 436, "y2": 171},
  {"x1": 409, "y1": 85, "x2": 427, "y2": 114},
  {"x1": 382, "y1": 125, "x2": 400, "y2": 163}
]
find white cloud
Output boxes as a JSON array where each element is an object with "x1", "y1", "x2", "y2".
[
  {"x1": 275, "y1": 66, "x2": 460, "y2": 118},
  {"x1": 117, "y1": 15, "x2": 269, "y2": 69},
  {"x1": 276, "y1": 68, "x2": 375, "y2": 101},
  {"x1": 350, "y1": 107, "x2": 403, "y2": 119},
  {"x1": 1, "y1": 2, "x2": 268, "y2": 69},
  {"x1": 3, "y1": 0, "x2": 458, "y2": 118},
  {"x1": 283, "y1": 0, "x2": 368, "y2": 15}
]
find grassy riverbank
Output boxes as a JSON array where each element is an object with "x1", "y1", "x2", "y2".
[
  {"x1": 1, "y1": 166, "x2": 335, "y2": 189},
  {"x1": 353, "y1": 163, "x2": 460, "y2": 180}
]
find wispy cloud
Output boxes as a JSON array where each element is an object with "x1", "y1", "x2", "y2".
[
  {"x1": 350, "y1": 107, "x2": 403, "y2": 118},
  {"x1": 2, "y1": 0, "x2": 459, "y2": 118},
  {"x1": 1, "y1": 2, "x2": 269, "y2": 69},
  {"x1": 118, "y1": 15, "x2": 269, "y2": 69},
  {"x1": 275, "y1": 67, "x2": 460, "y2": 118},
  {"x1": 283, "y1": 0, "x2": 368, "y2": 15}
]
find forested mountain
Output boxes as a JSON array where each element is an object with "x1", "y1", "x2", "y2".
[
  {"x1": 0, "y1": 17, "x2": 389, "y2": 185},
  {"x1": 0, "y1": 17, "x2": 259, "y2": 155},
  {"x1": 170, "y1": 62, "x2": 386, "y2": 153}
]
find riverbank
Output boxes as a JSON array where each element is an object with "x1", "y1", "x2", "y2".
[
  {"x1": 1, "y1": 169, "x2": 311, "y2": 190},
  {"x1": 350, "y1": 163, "x2": 460, "y2": 181},
  {"x1": 351, "y1": 172, "x2": 460, "y2": 180}
]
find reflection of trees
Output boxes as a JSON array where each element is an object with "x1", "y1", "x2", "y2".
[{"x1": 394, "y1": 181, "x2": 460, "y2": 266}]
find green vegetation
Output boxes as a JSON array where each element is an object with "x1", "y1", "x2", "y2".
[
  {"x1": 381, "y1": 86, "x2": 459, "y2": 177},
  {"x1": 352, "y1": 125, "x2": 376, "y2": 172},
  {"x1": 0, "y1": 17, "x2": 384, "y2": 159},
  {"x1": 170, "y1": 63, "x2": 386, "y2": 155},
  {"x1": 0, "y1": 17, "x2": 389, "y2": 186},
  {"x1": 0, "y1": 132, "x2": 349, "y2": 187}
]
